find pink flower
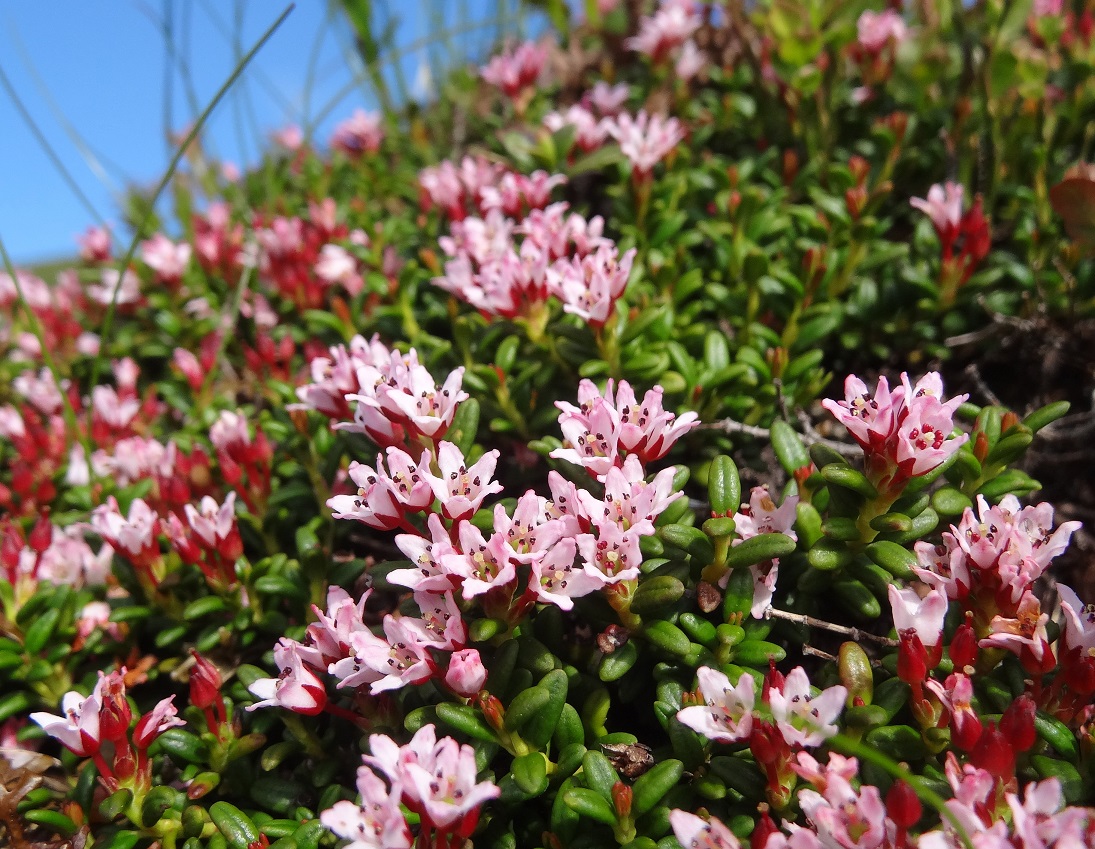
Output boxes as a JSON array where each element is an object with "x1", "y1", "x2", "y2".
[
  {"x1": 423, "y1": 443, "x2": 504, "y2": 521},
  {"x1": 30, "y1": 685, "x2": 104, "y2": 757},
  {"x1": 140, "y1": 233, "x2": 192, "y2": 284},
  {"x1": 822, "y1": 371, "x2": 967, "y2": 492},
  {"x1": 606, "y1": 111, "x2": 685, "y2": 175},
  {"x1": 493, "y1": 491, "x2": 565, "y2": 563},
  {"x1": 677, "y1": 667, "x2": 756, "y2": 743},
  {"x1": 272, "y1": 124, "x2": 304, "y2": 151},
  {"x1": 78, "y1": 225, "x2": 112, "y2": 263},
  {"x1": 88, "y1": 268, "x2": 142, "y2": 306},
  {"x1": 626, "y1": 0, "x2": 702, "y2": 62},
  {"x1": 548, "y1": 244, "x2": 637, "y2": 326},
  {"x1": 440, "y1": 522, "x2": 517, "y2": 599},
  {"x1": 315, "y1": 244, "x2": 363, "y2": 296},
  {"x1": 729, "y1": 486, "x2": 799, "y2": 617},
  {"x1": 911, "y1": 182, "x2": 964, "y2": 242},
  {"x1": 768, "y1": 668, "x2": 846, "y2": 747},
  {"x1": 585, "y1": 81, "x2": 629, "y2": 116},
  {"x1": 184, "y1": 492, "x2": 243, "y2": 562},
  {"x1": 530, "y1": 538, "x2": 602, "y2": 609},
  {"x1": 132, "y1": 696, "x2": 186, "y2": 749},
  {"x1": 544, "y1": 106, "x2": 611, "y2": 152},
  {"x1": 90, "y1": 496, "x2": 160, "y2": 567},
  {"x1": 331, "y1": 109, "x2": 384, "y2": 157},
  {"x1": 306, "y1": 586, "x2": 374, "y2": 666},
  {"x1": 390, "y1": 514, "x2": 459, "y2": 593},
  {"x1": 577, "y1": 521, "x2": 644, "y2": 585},
  {"x1": 247, "y1": 639, "x2": 328, "y2": 714},
  {"x1": 480, "y1": 41, "x2": 547, "y2": 99},
  {"x1": 675, "y1": 40, "x2": 705, "y2": 80},
  {"x1": 335, "y1": 616, "x2": 436, "y2": 694},
  {"x1": 328, "y1": 460, "x2": 404, "y2": 530},
  {"x1": 669, "y1": 810, "x2": 743, "y2": 849},
  {"x1": 321, "y1": 767, "x2": 413, "y2": 849},
  {"x1": 979, "y1": 591, "x2": 1050, "y2": 660},
  {"x1": 856, "y1": 10, "x2": 907, "y2": 53},
  {"x1": 445, "y1": 649, "x2": 487, "y2": 697},
  {"x1": 888, "y1": 585, "x2": 948, "y2": 647}
]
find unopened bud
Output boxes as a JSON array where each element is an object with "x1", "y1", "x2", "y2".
[
  {"x1": 28, "y1": 511, "x2": 53, "y2": 554},
  {"x1": 885, "y1": 779, "x2": 922, "y2": 829},
  {"x1": 189, "y1": 651, "x2": 223, "y2": 710},
  {"x1": 1000, "y1": 694, "x2": 1036, "y2": 753},
  {"x1": 897, "y1": 630, "x2": 928, "y2": 684},
  {"x1": 949, "y1": 617, "x2": 978, "y2": 670},
  {"x1": 970, "y1": 722, "x2": 1014, "y2": 778},
  {"x1": 848, "y1": 155, "x2": 870, "y2": 187},
  {"x1": 611, "y1": 781, "x2": 632, "y2": 819}
]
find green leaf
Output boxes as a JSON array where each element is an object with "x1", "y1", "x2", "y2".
[
  {"x1": 631, "y1": 759, "x2": 683, "y2": 815},
  {"x1": 211, "y1": 802, "x2": 260, "y2": 849},
  {"x1": 563, "y1": 788, "x2": 618, "y2": 825},
  {"x1": 724, "y1": 533, "x2": 797, "y2": 568},
  {"x1": 435, "y1": 703, "x2": 498, "y2": 743},
  {"x1": 511, "y1": 752, "x2": 550, "y2": 796}
]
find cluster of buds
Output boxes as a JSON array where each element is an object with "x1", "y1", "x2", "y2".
[
  {"x1": 30, "y1": 668, "x2": 185, "y2": 793},
  {"x1": 330, "y1": 109, "x2": 384, "y2": 158},
  {"x1": 677, "y1": 666, "x2": 847, "y2": 809},
  {"x1": 910, "y1": 182, "x2": 991, "y2": 305},
  {"x1": 253, "y1": 199, "x2": 366, "y2": 308},
  {"x1": 822, "y1": 371, "x2": 968, "y2": 498},
  {"x1": 320, "y1": 725, "x2": 500, "y2": 849}
]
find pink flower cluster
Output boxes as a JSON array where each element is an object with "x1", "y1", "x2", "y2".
[
  {"x1": 330, "y1": 109, "x2": 384, "y2": 158},
  {"x1": 259, "y1": 370, "x2": 693, "y2": 710},
  {"x1": 480, "y1": 40, "x2": 548, "y2": 100},
  {"x1": 681, "y1": 753, "x2": 1095, "y2": 849},
  {"x1": 677, "y1": 665, "x2": 847, "y2": 808},
  {"x1": 906, "y1": 494, "x2": 1092, "y2": 723},
  {"x1": 607, "y1": 110, "x2": 686, "y2": 176},
  {"x1": 543, "y1": 82, "x2": 630, "y2": 154},
  {"x1": 419, "y1": 155, "x2": 565, "y2": 222},
  {"x1": 822, "y1": 371, "x2": 968, "y2": 495},
  {"x1": 254, "y1": 198, "x2": 367, "y2": 308},
  {"x1": 0, "y1": 269, "x2": 97, "y2": 361},
  {"x1": 552, "y1": 378, "x2": 699, "y2": 478},
  {"x1": 434, "y1": 201, "x2": 635, "y2": 323},
  {"x1": 627, "y1": 0, "x2": 702, "y2": 64},
  {"x1": 31, "y1": 668, "x2": 185, "y2": 792},
  {"x1": 1, "y1": 517, "x2": 111, "y2": 609},
  {"x1": 320, "y1": 725, "x2": 500, "y2": 849}
]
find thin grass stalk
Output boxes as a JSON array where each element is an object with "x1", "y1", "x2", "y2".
[{"x1": 85, "y1": 4, "x2": 295, "y2": 426}]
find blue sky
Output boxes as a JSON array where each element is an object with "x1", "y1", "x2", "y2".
[{"x1": 0, "y1": 1, "x2": 541, "y2": 264}]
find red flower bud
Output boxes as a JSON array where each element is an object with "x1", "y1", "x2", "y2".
[
  {"x1": 28, "y1": 511, "x2": 53, "y2": 554},
  {"x1": 897, "y1": 630, "x2": 929, "y2": 684},
  {"x1": 949, "y1": 617, "x2": 979, "y2": 670},
  {"x1": 1000, "y1": 695, "x2": 1036, "y2": 753},
  {"x1": 751, "y1": 807, "x2": 780, "y2": 849},
  {"x1": 98, "y1": 672, "x2": 132, "y2": 743},
  {"x1": 611, "y1": 782, "x2": 632, "y2": 819},
  {"x1": 885, "y1": 779, "x2": 922, "y2": 829},
  {"x1": 970, "y1": 722, "x2": 1014, "y2": 778},
  {"x1": 189, "y1": 651, "x2": 223, "y2": 710}
]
